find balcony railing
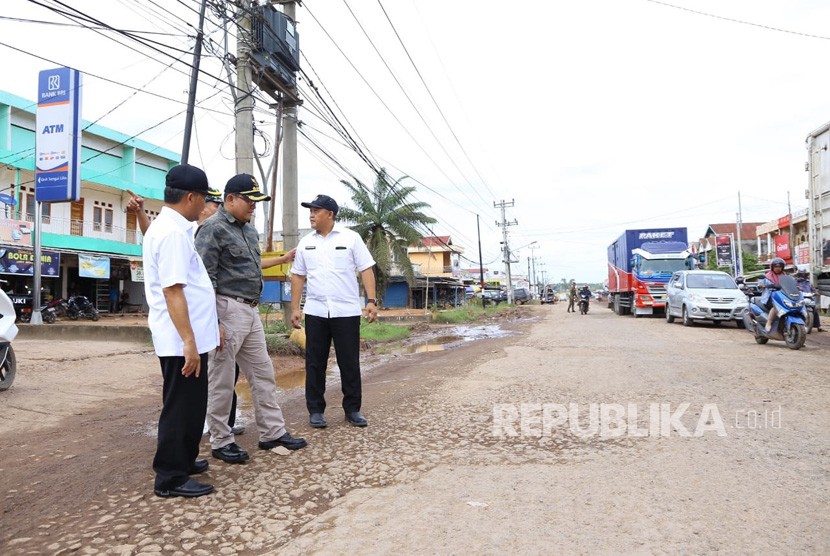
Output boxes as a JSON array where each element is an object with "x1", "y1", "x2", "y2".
[{"x1": 24, "y1": 215, "x2": 142, "y2": 246}]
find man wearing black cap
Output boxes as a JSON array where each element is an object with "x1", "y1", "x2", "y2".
[
  {"x1": 143, "y1": 164, "x2": 218, "y2": 498},
  {"x1": 195, "y1": 173, "x2": 307, "y2": 463},
  {"x1": 291, "y1": 194, "x2": 377, "y2": 428}
]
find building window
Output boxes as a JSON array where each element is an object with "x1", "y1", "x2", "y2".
[
  {"x1": 25, "y1": 193, "x2": 34, "y2": 222},
  {"x1": 24, "y1": 189, "x2": 50, "y2": 224},
  {"x1": 93, "y1": 201, "x2": 114, "y2": 233}
]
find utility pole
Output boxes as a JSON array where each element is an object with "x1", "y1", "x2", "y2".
[
  {"x1": 494, "y1": 199, "x2": 517, "y2": 304},
  {"x1": 476, "y1": 214, "x2": 485, "y2": 290},
  {"x1": 181, "y1": 0, "x2": 208, "y2": 164},
  {"x1": 235, "y1": 1, "x2": 254, "y2": 177},
  {"x1": 266, "y1": 101, "x2": 284, "y2": 252},
  {"x1": 787, "y1": 190, "x2": 794, "y2": 266},
  {"x1": 736, "y1": 191, "x2": 744, "y2": 276},
  {"x1": 529, "y1": 243, "x2": 538, "y2": 295},
  {"x1": 278, "y1": 0, "x2": 299, "y2": 326}
]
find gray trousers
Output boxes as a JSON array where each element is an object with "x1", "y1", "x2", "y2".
[{"x1": 207, "y1": 295, "x2": 286, "y2": 449}]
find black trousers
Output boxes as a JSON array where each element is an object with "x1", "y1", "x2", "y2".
[
  {"x1": 305, "y1": 314, "x2": 361, "y2": 414},
  {"x1": 153, "y1": 353, "x2": 208, "y2": 491}
]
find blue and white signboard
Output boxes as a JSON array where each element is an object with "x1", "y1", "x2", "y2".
[
  {"x1": 79, "y1": 254, "x2": 110, "y2": 279},
  {"x1": 35, "y1": 67, "x2": 82, "y2": 203}
]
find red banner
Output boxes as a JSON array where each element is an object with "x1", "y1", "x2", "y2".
[
  {"x1": 774, "y1": 234, "x2": 791, "y2": 260},
  {"x1": 778, "y1": 215, "x2": 791, "y2": 229}
]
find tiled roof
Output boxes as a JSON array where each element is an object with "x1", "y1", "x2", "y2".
[
  {"x1": 705, "y1": 223, "x2": 765, "y2": 239},
  {"x1": 420, "y1": 236, "x2": 451, "y2": 247}
]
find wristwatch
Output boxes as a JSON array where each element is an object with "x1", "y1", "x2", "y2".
[{"x1": 366, "y1": 298, "x2": 376, "y2": 305}]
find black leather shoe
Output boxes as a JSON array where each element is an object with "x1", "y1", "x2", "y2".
[
  {"x1": 345, "y1": 412, "x2": 368, "y2": 427},
  {"x1": 154, "y1": 478, "x2": 214, "y2": 498},
  {"x1": 189, "y1": 459, "x2": 209, "y2": 475},
  {"x1": 211, "y1": 442, "x2": 249, "y2": 463},
  {"x1": 259, "y1": 432, "x2": 308, "y2": 451},
  {"x1": 309, "y1": 413, "x2": 327, "y2": 428}
]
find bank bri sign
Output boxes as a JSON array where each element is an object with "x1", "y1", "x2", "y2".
[{"x1": 35, "y1": 67, "x2": 82, "y2": 203}]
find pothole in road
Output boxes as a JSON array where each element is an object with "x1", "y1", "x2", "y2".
[
  {"x1": 137, "y1": 324, "x2": 512, "y2": 436},
  {"x1": 387, "y1": 324, "x2": 512, "y2": 355}
]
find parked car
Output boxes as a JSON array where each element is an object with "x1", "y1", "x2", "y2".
[
  {"x1": 513, "y1": 288, "x2": 531, "y2": 305},
  {"x1": 480, "y1": 289, "x2": 506, "y2": 305},
  {"x1": 665, "y1": 270, "x2": 747, "y2": 327},
  {"x1": 540, "y1": 285, "x2": 556, "y2": 304}
]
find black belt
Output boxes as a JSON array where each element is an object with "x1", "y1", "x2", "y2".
[{"x1": 220, "y1": 294, "x2": 259, "y2": 308}]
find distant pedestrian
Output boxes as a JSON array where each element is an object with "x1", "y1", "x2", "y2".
[
  {"x1": 567, "y1": 281, "x2": 577, "y2": 313},
  {"x1": 291, "y1": 194, "x2": 377, "y2": 429},
  {"x1": 143, "y1": 164, "x2": 218, "y2": 498},
  {"x1": 108, "y1": 286, "x2": 119, "y2": 314}
]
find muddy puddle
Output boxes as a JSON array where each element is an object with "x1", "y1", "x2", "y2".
[{"x1": 394, "y1": 324, "x2": 511, "y2": 355}]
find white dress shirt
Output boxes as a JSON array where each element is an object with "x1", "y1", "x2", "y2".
[
  {"x1": 292, "y1": 223, "x2": 375, "y2": 318},
  {"x1": 143, "y1": 206, "x2": 219, "y2": 356}
]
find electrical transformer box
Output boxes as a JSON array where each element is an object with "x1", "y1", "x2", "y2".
[{"x1": 253, "y1": 6, "x2": 300, "y2": 72}]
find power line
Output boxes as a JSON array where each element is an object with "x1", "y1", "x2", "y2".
[
  {"x1": 644, "y1": 0, "x2": 830, "y2": 41},
  {"x1": 303, "y1": 3, "x2": 493, "y2": 216},
  {"x1": 375, "y1": 0, "x2": 500, "y2": 204}
]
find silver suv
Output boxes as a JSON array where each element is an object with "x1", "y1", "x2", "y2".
[{"x1": 665, "y1": 270, "x2": 747, "y2": 327}]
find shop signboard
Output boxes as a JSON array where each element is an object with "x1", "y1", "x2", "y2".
[
  {"x1": 35, "y1": 67, "x2": 82, "y2": 202},
  {"x1": 0, "y1": 217, "x2": 33, "y2": 246},
  {"x1": 0, "y1": 247, "x2": 60, "y2": 276},
  {"x1": 79, "y1": 254, "x2": 110, "y2": 279}
]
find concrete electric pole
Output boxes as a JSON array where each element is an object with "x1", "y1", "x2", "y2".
[
  {"x1": 494, "y1": 199, "x2": 517, "y2": 304},
  {"x1": 235, "y1": 2, "x2": 254, "y2": 177},
  {"x1": 275, "y1": 0, "x2": 300, "y2": 327}
]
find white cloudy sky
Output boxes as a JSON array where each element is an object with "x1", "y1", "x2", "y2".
[{"x1": 2, "y1": 0, "x2": 829, "y2": 283}]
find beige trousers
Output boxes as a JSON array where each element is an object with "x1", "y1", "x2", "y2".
[{"x1": 207, "y1": 295, "x2": 286, "y2": 449}]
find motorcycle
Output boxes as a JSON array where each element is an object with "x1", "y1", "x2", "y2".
[
  {"x1": 45, "y1": 297, "x2": 71, "y2": 319},
  {"x1": 740, "y1": 274, "x2": 807, "y2": 350},
  {"x1": 578, "y1": 292, "x2": 590, "y2": 315},
  {"x1": 9, "y1": 293, "x2": 56, "y2": 324},
  {"x1": 67, "y1": 295, "x2": 100, "y2": 321},
  {"x1": 0, "y1": 286, "x2": 19, "y2": 391},
  {"x1": 802, "y1": 291, "x2": 816, "y2": 333}
]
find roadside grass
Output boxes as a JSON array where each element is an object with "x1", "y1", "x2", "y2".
[
  {"x1": 432, "y1": 301, "x2": 508, "y2": 323},
  {"x1": 262, "y1": 318, "x2": 410, "y2": 355},
  {"x1": 360, "y1": 319, "x2": 411, "y2": 342}
]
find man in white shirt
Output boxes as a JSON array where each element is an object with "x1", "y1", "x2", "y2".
[
  {"x1": 291, "y1": 194, "x2": 377, "y2": 428},
  {"x1": 143, "y1": 164, "x2": 219, "y2": 498}
]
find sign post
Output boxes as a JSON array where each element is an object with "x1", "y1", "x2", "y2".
[
  {"x1": 33, "y1": 67, "x2": 82, "y2": 324},
  {"x1": 715, "y1": 234, "x2": 735, "y2": 275}
]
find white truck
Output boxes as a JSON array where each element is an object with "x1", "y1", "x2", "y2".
[{"x1": 806, "y1": 122, "x2": 830, "y2": 306}]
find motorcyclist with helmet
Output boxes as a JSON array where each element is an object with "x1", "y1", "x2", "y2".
[{"x1": 759, "y1": 257, "x2": 785, "y2": 333}]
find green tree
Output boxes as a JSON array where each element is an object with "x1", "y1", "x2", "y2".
[
  {"x1": 741, "y1": 250, "x2": 763, "y2": 274},
  {"x1": 338, "y1": 169, "x2": 437, "y2": 305}
]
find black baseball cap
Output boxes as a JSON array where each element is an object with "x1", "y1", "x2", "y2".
[
  {"x1": 301, "y1": 194, "x2": 339, "y2": 215},
  {"x1": 166, "y1": 164, "x2": 209, "y2": 192},
  {"x1": 225, "y1": 173, "x2": 271, "y2": 202}
]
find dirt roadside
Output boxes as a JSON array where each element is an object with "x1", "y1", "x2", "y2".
[{"x1": 1, "y1": 305, "x2": 828, "y2": 554}]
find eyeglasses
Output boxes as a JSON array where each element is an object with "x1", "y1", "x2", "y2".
[{"x1": 232, "y1": 194, "x2": 256, "y2": 205}]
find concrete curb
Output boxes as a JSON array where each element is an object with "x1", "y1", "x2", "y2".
[{"x1": 16, "y1": 324, "x2": 152, "y2": 343}]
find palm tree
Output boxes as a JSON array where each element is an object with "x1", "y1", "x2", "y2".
[{"x1": 338, "y1": 169, "x2": 437, "y2": 305}]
